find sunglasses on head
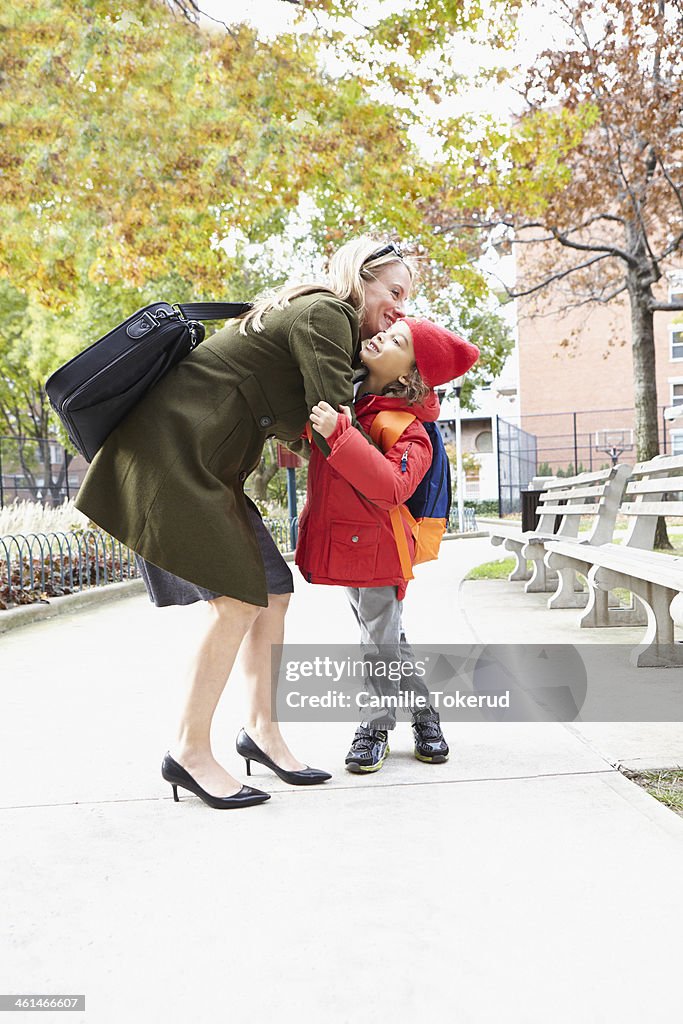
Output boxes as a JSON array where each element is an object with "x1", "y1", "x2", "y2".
[{"x1": 362, "y1": 242, "x2": 405, "y2": 266}]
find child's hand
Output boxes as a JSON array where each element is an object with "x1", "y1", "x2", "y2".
[{"x1": 309, "y1": 401, "x2": 339, "y2": 439}]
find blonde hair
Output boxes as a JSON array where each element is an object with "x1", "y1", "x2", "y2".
[{"x1": 238, "y1": 235, "x2": 415, "y2": 335}]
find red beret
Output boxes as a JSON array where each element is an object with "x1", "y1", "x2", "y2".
[{"x1": 402, "y1": 318, "x2": 479, "y2": 387}]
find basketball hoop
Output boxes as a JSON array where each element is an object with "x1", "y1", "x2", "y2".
[{"x1": 595, "y1": 429, "x2": 634, "y2": 466}]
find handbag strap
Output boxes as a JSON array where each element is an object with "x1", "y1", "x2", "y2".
[{"x1": 176, "y1": 302, "x2": 252, "y2": 321}]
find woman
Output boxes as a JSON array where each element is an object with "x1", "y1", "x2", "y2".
[{"x1": 75, "y1": 236, "x2": 413, "y2": 809}]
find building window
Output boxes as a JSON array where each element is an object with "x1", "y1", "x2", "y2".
[
  {"x1": 671, "y1": 327, "x2": 683, "y2": 361},
  {"x1": 671, "y1": 382, "x2": 683, "y2": 407},
  {"x1": 669, "y1": 282, "x2": 683, "y2": 306},
  {"x1": 475, "y1": 430, "x2": 493, "y2": 453},
  {"x1": 672, "y1": 431, "x2": 683, "y2": 456}
]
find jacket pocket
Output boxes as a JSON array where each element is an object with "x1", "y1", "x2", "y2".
[
  {"x1": 327, "y1": 521, "x2": 380, "y2": 581},
  {"x1": 206, "y1": 420, "x2": 243, "y2": 476}
]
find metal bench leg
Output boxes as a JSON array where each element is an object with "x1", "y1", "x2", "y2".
[{"x1": 592, "y1": 567, "x2": 683, "y2": 667}]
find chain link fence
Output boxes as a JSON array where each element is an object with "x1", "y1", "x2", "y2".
[{"x1": 497, "y1": 405, "x2": 680, "y2": 514}]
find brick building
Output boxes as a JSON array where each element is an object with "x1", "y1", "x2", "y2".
[{"x1": 516, "y1": 271, "x2": 683, "y2": 472}]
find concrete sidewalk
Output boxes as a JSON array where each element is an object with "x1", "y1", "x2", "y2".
[{"x1": 2, "y1": 536, "x2": 682, "y2": 1024}]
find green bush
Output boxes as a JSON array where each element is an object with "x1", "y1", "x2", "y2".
[{"x1": 464, "y1": 499, "x2": 499, "y2": 516}]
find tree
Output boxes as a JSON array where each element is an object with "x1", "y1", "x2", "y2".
[
  {"x1": 1, "y1": 0, "x2": 504, "y2": 311},
  {"x1": 1, "y1": 0, "x2": 516, "y2": 466},
  {"x1": 433, "y1": 0, "x2": 683, "y2": 451},
  {"x1": 247, "y1": 440, "x2": 283, "y2": 503},
  {"x1": 428, "y1": 0, "x2": 683, "y2": 542},
  {"x1": 0, "y1": 281, "x2": 73, "y2": 502}
]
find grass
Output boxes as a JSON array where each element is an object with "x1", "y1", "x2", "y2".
[
  {"x1": 0, "y1": 499, "x2": 89, "y2": 536},
  {"x1": 620, "y1": 769, "x2": 683, "y2": 819},
  {"x1": 465, "y1": 558, "x2": 521, "y2": 580},
  {"x1": 466, "y1": 522, "x2": 683, "y2": 588}
]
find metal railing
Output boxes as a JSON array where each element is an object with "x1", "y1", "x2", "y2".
[
  {"x1": 264, "y1": 508, "x2": 479, "y2": 553},
  {"x1": 1, "y1": 509, "x2": 479, "y2": 611},
  {"x1": 263, "y1": 517, "x2": 299, "y2": 553},
  {"x1": 450, "y1": 507, "x2": 478, "y2": 533},
  {"x1": 0, "y1": 530, "x2": 140, "y2": 609}
]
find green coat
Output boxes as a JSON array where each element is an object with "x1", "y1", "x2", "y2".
[{"x1": 75, "y1": 293, "x2": 360, "y2": 606}]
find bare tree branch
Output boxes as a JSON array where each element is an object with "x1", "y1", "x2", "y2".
[
  {"x1": 514, "y1": 282, "x2": 629, "y2": 320},
  {"x1": 166, "y1": 0, "x2": 237, "y2": 34},
  {"x1": 490, "y1": 252, "x2": 611, "y2": 301},
  {"x1": 660, "y1": 227, "x2": 683, "y2": 260},
  {"x1": 437, "y1": 212, "x2": 627, "y2": 240},
  {"x1": 659, "y1": 157, "x2": 683, "y2": 218},
  {"x1": 614, "y1": 143, "x2": 660, "y2": 269},
  {"x1": 548, "y1": 225, "x2": 639, "y2": 267}
]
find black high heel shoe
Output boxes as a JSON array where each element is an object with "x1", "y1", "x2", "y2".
[
  {"x1": 236, "y1": 729, "x2": 332, "y2": 786},
  {"x1": 161, "y1": 753, "x2": 271, "y2": 809}
]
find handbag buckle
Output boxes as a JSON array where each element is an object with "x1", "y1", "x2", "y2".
[
  {"x1": 186, "y1": 320, "x2": 205, "y2": 348},
  {"x1": 126, "y1": 311, "x2": 159, "y2": 339}
]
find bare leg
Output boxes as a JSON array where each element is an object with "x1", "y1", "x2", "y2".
[
  {"x1": 171, "y1": 594, "x2": 261, "y2": 796},
  {"x1": 240, "y1": 592, "x2": 307, "y2": 771}
]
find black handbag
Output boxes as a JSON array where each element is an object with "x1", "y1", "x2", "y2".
[{"x1": 45, "y1": 301, "x2": 251, "y2": 463}]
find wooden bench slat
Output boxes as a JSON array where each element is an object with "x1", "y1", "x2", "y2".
[
  {"x1": 626, "y1": 477, "x2": 683, "y2": 495},
  {"x1": 526, "y1": 457, "x2": 683, "y2": 665},
  {"x1": 539, "y1": 485, "x2": 611, "y2": 501},
  {"x1": 537, "y1": 503, "x2": 604, "y2": 515},
  {"x1": 545, "y1": 540, "x2": 619, "y2": 558},
  {"x1": 632, "y1": 454, "x2": 683, "y2": 473},
  {"x1": 543, "y1": 469, "x2": 612, "y2": 487},
  {"x1": 594, "y1": 560, "x2": 683, "y2": 588},
  {"x1": 621, "y1": 501, "x2": 683, "y2": 516},
  {"x1": 546, "y1": 541, "x2": 682, "y2": 567},
  {"x1": 547, "y1": 542, "x2": 683, "y2": 587}
]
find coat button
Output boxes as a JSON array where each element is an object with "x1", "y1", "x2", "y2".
[
  {"x1": 351, "y1": 535, "x2": 359, "y2": 543},
  {"x1": 259, "y1": 415, "x2": 273, "y2": 428}
]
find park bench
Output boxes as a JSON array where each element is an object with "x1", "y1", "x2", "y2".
[
  {"x1": 544, "y1": 453, "x2": 683, "y2": 667},
  {"x1": 489, "y1": 465, "x2": 631, "y2": 594}
]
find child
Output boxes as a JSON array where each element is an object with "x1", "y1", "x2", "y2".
[{"x1": 295, "y1": 317, "x2": 479, "y2": 772}]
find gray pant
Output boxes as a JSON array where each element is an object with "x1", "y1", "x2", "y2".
[{"x1": 345, "y1": 586, "x2": 431, "y2": 730}]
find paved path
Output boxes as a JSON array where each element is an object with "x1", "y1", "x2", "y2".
[{"x1": 1, "y1": 537, "x2": 682, "y2": 1024}]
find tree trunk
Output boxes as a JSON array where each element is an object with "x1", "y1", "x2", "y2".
[
  {"x1": 627, "y1": 270, "x2": 672, "y2": 549},
  {"x1": 628, "y1": 275, "x2": 659, "y2": 461},
  {"x1": 248, "y1": 440, "x2": 281, "y2": 501}
]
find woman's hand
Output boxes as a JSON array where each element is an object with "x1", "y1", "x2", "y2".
[{"x1": 309, "y1": 401, "x2": 339, "y2": 439}]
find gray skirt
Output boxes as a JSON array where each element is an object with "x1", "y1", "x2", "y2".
[{"x1": 135, "y1": 497, "x2": 294, "y2": 607}]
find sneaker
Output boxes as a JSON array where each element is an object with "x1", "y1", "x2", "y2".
[
  {"x1": 412, "y1": 706, "x2": 449, "y2": 763},
  {"x1": 345, "y1": 725, "x2": 390, "y2": 773}
]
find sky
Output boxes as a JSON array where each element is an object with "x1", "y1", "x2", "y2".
[
  {"x1": 198, "y1": 0, "x2": 568, "y2": 124},
  {"x1": 195, "y1": 0, "x2": 566, "y2": 334}
]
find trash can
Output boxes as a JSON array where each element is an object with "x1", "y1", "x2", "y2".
[{"x1": 520, "y1": 488, "x2": 544, "y2": 532}]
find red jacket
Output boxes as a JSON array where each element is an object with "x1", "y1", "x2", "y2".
[{"x1": 295, "y1": 390, "x2": 441, "y2": 600}]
